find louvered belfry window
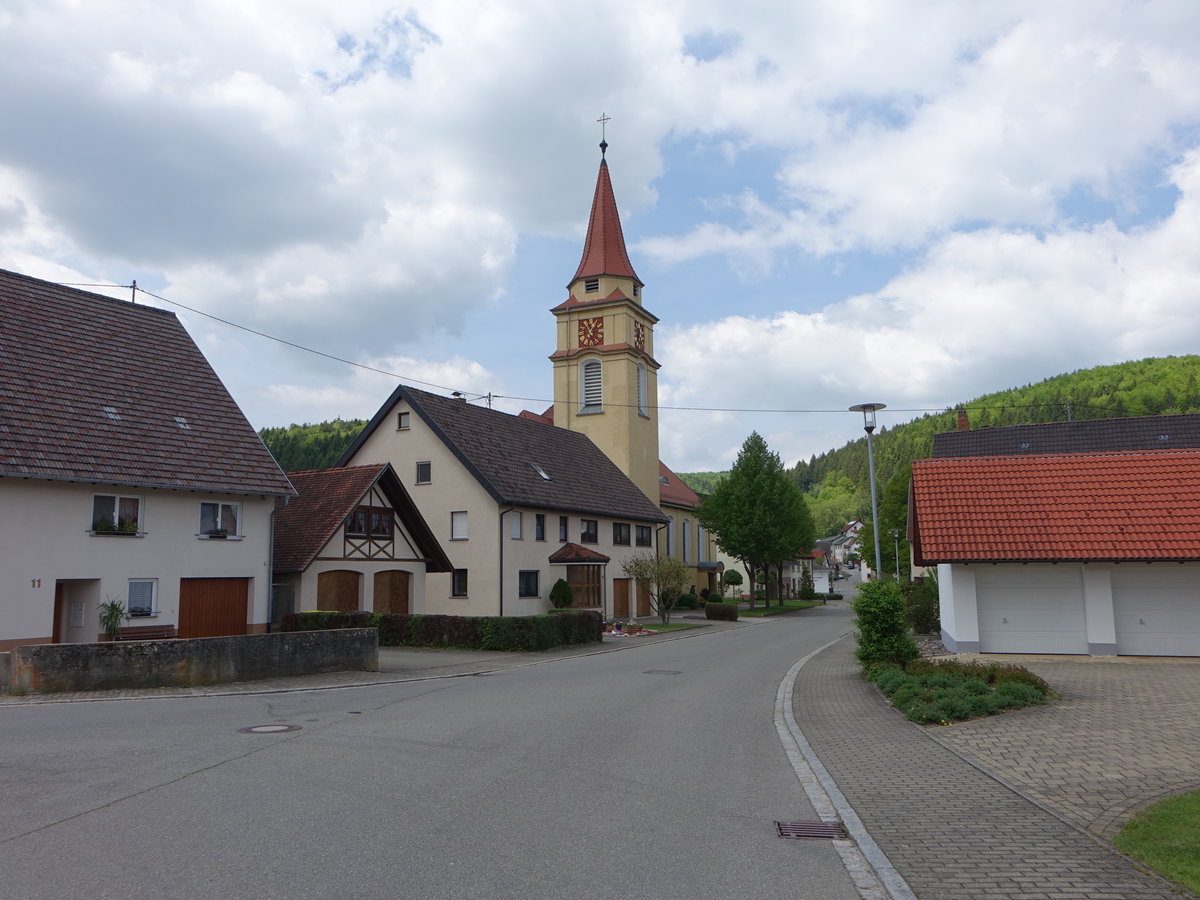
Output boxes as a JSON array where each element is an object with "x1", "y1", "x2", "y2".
[{"x1": 581, "y1": 359, "x2": 602, "y2": 411}]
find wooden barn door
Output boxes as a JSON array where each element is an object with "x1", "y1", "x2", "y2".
[
  {"x1": 317, "y1": 570, "x2": 361, "y2": 612},
  {"x1": 373, "y1": 571, "x2": 411, "y2": 614},
  {"x1": 178, "y1": 578, "x2": 249, "y2": 639}
]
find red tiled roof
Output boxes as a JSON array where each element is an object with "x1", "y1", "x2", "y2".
[
  {"x1": 0, "y1": 269, "x2": 294, "y2": 496},
  {"x1": 274, "y1": 464, "x2": 450, "y2": 573},
  {"x1": 548, "y1": 542, "x2": 611, "y2": 564},
  {"x1": 910, "y1": 450, "x2": 1200, "y2": 563},
  {"x1": 274, "y1": 466, "x2": 386, "y2": 572},
  {"x1": 659, "y1": 461, "x2": 700, "y2": 509},
  {"x1": 571, "y1": 159, "x2": 642, "y2": 286}
]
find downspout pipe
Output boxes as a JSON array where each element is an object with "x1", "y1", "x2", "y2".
[{"x1": 498, "y1": 506, "x2": 515, "y2": 617}]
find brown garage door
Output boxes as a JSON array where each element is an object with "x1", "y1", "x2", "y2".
[
  {"x1": 179, "y1": 578, "x2": 249, "y2": 639},
  {"x1": 318, "y1": 570, "x2": 361, "y2": 611}
]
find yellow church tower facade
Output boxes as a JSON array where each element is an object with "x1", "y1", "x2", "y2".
[{"x1": 550, "y1": 142, "x2": 661, "y2": 505}]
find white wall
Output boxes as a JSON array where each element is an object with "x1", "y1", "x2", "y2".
[{"x1": 1, "y1": 479, "x2": 275, "y2": 648}]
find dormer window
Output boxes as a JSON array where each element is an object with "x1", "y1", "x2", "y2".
[{"x1": 584, "y1": 278, "x2": 599, "y2": 293}]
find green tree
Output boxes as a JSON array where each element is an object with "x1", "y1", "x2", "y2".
[
  {"x1": 857, "y1": 467, "x2": 912, "y2": 580},
  {"x1": 622, "y1": 552, "x2": 690, "y2": 624},
  {"x1": 696, "y1": 432, "x2": 816, "y2": 606}
]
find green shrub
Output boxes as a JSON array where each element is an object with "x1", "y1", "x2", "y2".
[
  {"x1": 872, "y1": 665, "x2": 909, "y2": 694},
  {"x1": 891, "y1": 683, "x2": 921, "y2": 708},
  {"x1": 851, "y1": 581, "x2": 919, "y2": 668},
  {"x1": 675, "y1": 593, "x2": 699, "y2": 610},
  {"x1": 902, "y1": 580, "x2": 940, "y2": 634},
  {"x1": 993, "y1": 681, "x2": 1047, "y2": 709},
  {"x1": 704, "y1": 601, "x2": 739, "y2": 621},
  {"x1": 905, "y1": 702, "x2": 942, "y2": 724},
  {"x1": 827, "y1": 593, "x2": 843, "y2": 601},
  {"x1": 549, "y1": 578, "x2": 574, "y2": 609}
]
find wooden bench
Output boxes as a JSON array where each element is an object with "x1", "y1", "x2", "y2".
[{"x1": 117, "y1": 624, "x2": 178, "y2": 641}]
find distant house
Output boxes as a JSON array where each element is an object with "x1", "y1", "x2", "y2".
[
  {"x1": 272, "y1": 464, "x2": 451, "y2": 617},
  {"x1": 337, "y1": 384, "x2": 668, "y2": 617},
  {"x1": 0, "y1": 269, "x2": 295, "y2": 650},
  {"x1": 911, "y1": 414, "x2": 1200, "y2": 656}
]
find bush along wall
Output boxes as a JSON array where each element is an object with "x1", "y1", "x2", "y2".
[
  {"x1": 704, "y1": 601, "x2": 739, "y2": 622},
  {"x1": 280, "y1": 610, "x2": 603, "y2": 652}
]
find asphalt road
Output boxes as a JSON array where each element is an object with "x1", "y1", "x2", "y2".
[{"x1": 0, "y1": 608, "x2": 862, "y2": 899}]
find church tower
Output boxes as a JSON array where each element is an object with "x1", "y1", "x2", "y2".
[{"x1": 551, "y1": 141, "x2": 661, "y2": 505}]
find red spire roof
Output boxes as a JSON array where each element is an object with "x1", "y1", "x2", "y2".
[{"x1": 572, "y1": 157, "x2": 642, "y2": 286}]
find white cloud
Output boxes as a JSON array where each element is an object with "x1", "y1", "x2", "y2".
[{"x1": 659, "y1": 149, "x2": 1200, "y2": 470}]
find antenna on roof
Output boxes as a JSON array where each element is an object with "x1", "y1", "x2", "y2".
[
  {"x1": 130, "y1": 279, "x2": 137, "y2": 303},
  {"x1": 597, "y1": 112, "x2": 610, "y2": 157}
]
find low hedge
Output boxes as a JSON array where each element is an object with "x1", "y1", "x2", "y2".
[
  {"x1": 280, "y1": 609, "x2": 603, "y2": 652},
  {"x1": 704, "y1": 601, "x2": 739, "y2": 622}
]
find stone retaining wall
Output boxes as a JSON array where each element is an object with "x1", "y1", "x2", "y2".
[{"x1": 2, "y1": 629, "x2": 378, "y2": 694}]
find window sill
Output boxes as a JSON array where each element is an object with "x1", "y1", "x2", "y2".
[
  {"x1": 128, "y1": 612, "x2": 160, "y2": 619},
  {"x1": 198, "y1": 534, "x2": 242, "y2": 541},
  {"x1": 577, "y1": 407, "x2": 603, "y2": 416},
  {"x1": 90, "y1": 530, "x2": 142, "y2": 537}
]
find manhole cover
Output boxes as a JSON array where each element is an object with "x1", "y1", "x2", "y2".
[
  {"x1": 776, "y1": 821, "x2": 848, "y2": 840},
  {"x1": 238, "y1": 724, "x2": 302, "y2": 734}
]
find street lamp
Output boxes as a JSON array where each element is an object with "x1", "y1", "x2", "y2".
[
  {"x1": 850, "y1": 403, "x2": 886, "y2": 580},
  {"x1": 890, "y1": 528, "x2": 901, "y2": 582}
]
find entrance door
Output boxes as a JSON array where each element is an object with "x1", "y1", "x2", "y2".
[
  {"x1": 374, "y1": 570, "x2": 411, "y2": 614},
  {"x1": 317, "y1": 570, "x2": 361, "y2": 612},
  {"x1": 613, "y1": 578, "x2": 630, "y2": 618},
  {"x1": 636, "y1": 582, "x2": 651, "y2": 617},
  {"x1": 179, "y1": 578, "x2": 249, "y2": 639}
]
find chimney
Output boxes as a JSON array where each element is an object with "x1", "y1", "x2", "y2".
[{"x1": 956, "y1": 408, "x2": 969, "y2": 431}]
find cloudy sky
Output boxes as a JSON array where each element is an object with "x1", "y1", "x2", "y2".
[{"x1": 3, "y1": 1, "x2": 1199, "y2": 471}]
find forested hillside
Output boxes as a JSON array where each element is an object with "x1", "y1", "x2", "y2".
[
  {"x1": 258, "y1": 419, "x2": 366, "y2": 473},
  {"x1": 790, "y1": 355, "x2": 1200, "y2": 539}
]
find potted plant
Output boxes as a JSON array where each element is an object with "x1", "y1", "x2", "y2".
[{"x1": 98, "y1": 597, "x2": 127, "y2": 641}]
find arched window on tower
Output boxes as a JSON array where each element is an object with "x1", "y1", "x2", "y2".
[
  {"x1": 636, "y1": 363, "x2": 648, "y2": 416},
  {"x1": 682, "y1": 518, "x2": 690, "y2": 564},
  {"x1": 580, "y1": 359, "x2": 602, "y2": 412}
]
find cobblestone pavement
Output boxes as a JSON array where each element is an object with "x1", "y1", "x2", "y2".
[
  {"x1": 793, "y1": 639, "x2": 1188, "y2": 900},
  {"x1": 933, "y1": 654, "x2": 1200, "y2": 839}
]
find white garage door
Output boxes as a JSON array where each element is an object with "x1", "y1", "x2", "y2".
[
  {"x1": 976, "y1": 565, "x2": 1087, "y2": 654},
  {"x1": 1112, "y1": 566, "x2": 1200, "y2": 657}
]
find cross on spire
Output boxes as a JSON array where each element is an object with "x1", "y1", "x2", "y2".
[{"x1": 597, "y1": 112, "x2": 610, "y2": 156}]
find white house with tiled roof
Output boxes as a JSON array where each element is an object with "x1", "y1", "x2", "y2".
[
  {"x1": 912, "y1": 415, "x2": 1200, "y2": 657},
  {"x1": 272, "y1": 464, "x2": 451, "y2": 616},
  {"x1": 0, "y1": 269, "x2": 295, "y2": 650},
  {"x1": 337, "y1": 384, "x2": 667, "y2": 618}
]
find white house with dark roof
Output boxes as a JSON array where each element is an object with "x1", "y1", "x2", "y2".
[
  {"x1": 272, "y1": 464, "x2": 452, "y2": 617},
  {"x1": 337, "y1": 384, "x2": 668, "y2": 618},
  {"x1": 0, "y1": 269, "x2": 295, "y2": 649}
]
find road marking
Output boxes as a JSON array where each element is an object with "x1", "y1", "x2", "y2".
[{"x1": 774, "y1": 635, "x2": 916, "y2": 900}]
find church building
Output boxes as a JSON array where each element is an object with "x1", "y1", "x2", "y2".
[{"x1": 337, "y1": 140, "x2": 719, "y2": 616}]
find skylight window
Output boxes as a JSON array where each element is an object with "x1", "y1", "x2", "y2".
[
  {"x1": 174, "y1": 416, "x2": 191, "y2": 430},
  {"x1": 530, "y1": 463, "x2": 551, "y2": 481},
  {"x1": 101, "y1": 406, "x2": 121, "y2": 420}
]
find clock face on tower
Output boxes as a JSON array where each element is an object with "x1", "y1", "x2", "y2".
[
  {"x1": 633, "y1": 322, "x2": 645, "y2": 351},
  {"x1": 578, "y1": 317, "x2": 604, "y2": 347}
]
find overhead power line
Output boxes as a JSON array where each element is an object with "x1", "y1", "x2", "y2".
[{"x1": 58, "y1": 279, "x2": 1126, "y2": 419}]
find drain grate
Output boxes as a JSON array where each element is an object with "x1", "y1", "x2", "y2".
[
  {"x1": 643, "y1": 669, "x2": 682, "y2": 675},
  {"x1": 776, "y1": 821, "x2": 848, "y2": 840}
]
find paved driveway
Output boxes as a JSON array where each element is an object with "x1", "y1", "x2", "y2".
[{"x1": 933, "y1": 654, "x2": 1200, "y2": 838}]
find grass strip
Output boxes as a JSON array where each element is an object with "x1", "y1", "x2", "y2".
[{"x1": 1114, "y1": 788, "x2": 1200, "y2": 894}]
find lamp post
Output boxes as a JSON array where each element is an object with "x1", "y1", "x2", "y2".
[
  {"x1": 890, "y1": 528, "x2": 901, "y2": 582},
  {"x1": 850, "y1": 403, "x2": 886, "y2": 580}
]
